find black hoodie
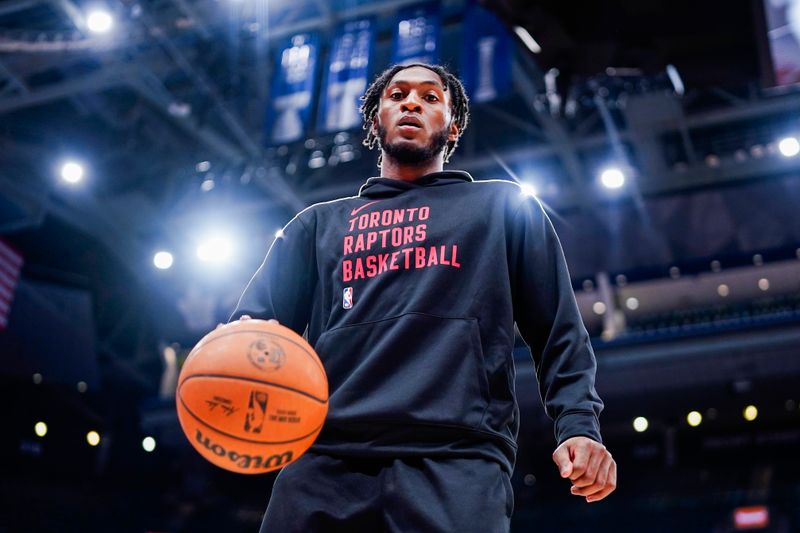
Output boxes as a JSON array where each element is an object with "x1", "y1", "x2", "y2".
[{"x1": 232, "y1": 170, "x2": 603, "y2": 473}]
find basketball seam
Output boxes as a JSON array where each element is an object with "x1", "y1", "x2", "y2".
[
  {"x1": 177, "y1": 392, "x2": 326, "y2": 445},
  {"x1": 181, "y1": 373, "x2": 328, "y2": 403}
]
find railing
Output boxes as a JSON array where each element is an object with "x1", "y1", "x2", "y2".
[{"x1": 593, "y1": 293, "x2": 800, "y2": 347}]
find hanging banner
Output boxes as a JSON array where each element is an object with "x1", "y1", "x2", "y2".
[
  {"x1": 460, "y1": 3, "x2": 513, "y2": 103},
  {"x1": 265, "y1": 33, "x2": 319, "y2": 144},
  {"x1": 318, "y1": 18, "x2": 375, "y2": 132},
  {"x1": 391, "y1": 2, "x2": 441, "y2": 65}
]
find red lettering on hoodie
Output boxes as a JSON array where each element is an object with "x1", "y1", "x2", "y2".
[{"x1": 341, "y1": 205, "x2": 461, "y2": 282}]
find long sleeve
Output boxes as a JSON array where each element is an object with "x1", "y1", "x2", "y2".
[
  {"x1": 230, "y1": 213, "x2": 316, "y2": 336},
  {"x1": 508, "y1": 195, "x2": 604, "y2": 446}
]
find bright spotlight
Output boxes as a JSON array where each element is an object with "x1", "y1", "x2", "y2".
[
  {"x1": 625, "y1": 297, "x2": 639, "y2": 310},
  {"x1": 600, "y1": 167, "x2": 625, "y2": 189},
  {"x1": 778, "y1": 136, "x2": 799, "y2": 157},
  {"x1": 632, "y1": 416, "x2": 648, "y2": 432},
  {"x1": 687, "y1": 410, "x2": 702, "y2": 427},
  {"x1": 743, "y1": 405, "x2": 758, "y2": 421},
  {"x1": 86, "y1": 430, "x2": 101, "y2": 446},
  {"x1": 153, "y1": 251, "x2": 174, "y2": 270},
  {"x1": 60, "y1": 161, "x2": 84, "y2": 184},
  {"x1": 86, "y1": 10, "x2": 114, "y2": 33},
  {"x1": 592, "y1": 301, "x2": 606, "y2": 315},
  {"x1": 519, "y1": 182, "x2": 538, "y2": 197},
  {"x1": 142, "y1": 436, "x2": 156, "y2": 452},
  {"x1": 34, "y1": 421, "x2": 48, "y2": 437},
  {"x1": 274, "y1": 229, "x2": 285, "y2": 239},
  {"x1": 196, "y1": 234, "x2": 234, "y2": 263}
]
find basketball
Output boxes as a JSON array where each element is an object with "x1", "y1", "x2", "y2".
[{"x1": 176, "y1": 319, "x2": 329, "y2": 474}]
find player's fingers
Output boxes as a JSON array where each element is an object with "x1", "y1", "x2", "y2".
[
  {"x1": 567, "y1": 442, "x2": 591, "y2": 481},
  {"x1": 594, "y1": 454, "x2": 613, "y2": 491},
  {"x1": 572, "y1": 454, "x2": 612, "y2": 495},
  {"x1": 586, "y1": 460, "x2": 617, "y2": 502},
  {"x1": 586, "y1": 479, "x2": 615, "y2": 502},
  {"x1": 552, "y1": 445, "x2": 573, "y2": 478},
  {"x1": 237, "y1": 315, "x2": 279, "y2": 324},
  {"x1": 571, "y1": 447, "x2": 606, "y2": 487}
]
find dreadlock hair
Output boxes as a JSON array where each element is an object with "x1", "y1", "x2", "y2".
[{"x1": 360, "y1": 63, "x2": 470, "y2": 167}]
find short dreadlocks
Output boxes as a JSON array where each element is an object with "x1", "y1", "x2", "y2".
[{"x1": 359, "y1": 63, "x2": 470, "y2": 166}]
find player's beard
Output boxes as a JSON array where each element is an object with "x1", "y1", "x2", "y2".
[{"x1": 378, "y1": 123, "x2": 449, "y2": 166}]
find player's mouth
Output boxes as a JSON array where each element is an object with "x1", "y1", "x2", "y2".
[{"x1": 397, "y1": 115, "x2": 423, "y2": 132}]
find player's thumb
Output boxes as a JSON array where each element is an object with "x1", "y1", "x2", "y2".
[{"x1": 553, "y1": 447, "x2": 573, "y2": 478}]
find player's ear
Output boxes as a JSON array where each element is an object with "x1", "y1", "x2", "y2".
[
  {"x1": 371, "y1": 114, "x2": 379, "y2": 136},
  {"x1": 447, "y1": 118, "x2": 460, "y2": 143}
]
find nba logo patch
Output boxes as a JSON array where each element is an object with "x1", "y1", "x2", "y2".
[{"x1": 343, "y1": 287, "x2": 353, "y2": 309}]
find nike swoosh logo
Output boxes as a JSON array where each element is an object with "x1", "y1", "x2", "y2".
[{"x1": 351, "y1": 200, "x2": 380, "y2": 216}]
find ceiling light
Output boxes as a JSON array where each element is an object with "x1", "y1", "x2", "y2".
[
  {"x1": 86, "y1": 10, "x2": 114, "y2": 33},
  {"x1": 778, "y1": 136, "x2": 799, "y2": 157},
  {"x1": 600, "y1": 167, "x2": 625, "y2": 189}
]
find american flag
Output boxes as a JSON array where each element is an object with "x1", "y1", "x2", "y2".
[{"x1": 0, "y1": 237, "x2": 23, "y2": 330}]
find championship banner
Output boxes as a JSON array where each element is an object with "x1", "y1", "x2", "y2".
[
  {"x1": 318, "y1": 18, "x2": 375, "y2": 133},
  {"x1": 265, "y1": 33, "x2": 319, "y2": 144},
  {"x1": 391, "y1": 2, "x2": 441, "y2": 65},
  {"x1": 761, "y1": 0, "x2": 800, "y2": 88},
  {"x1": 460, "y1": 3, "x2": 512, "y2": 103}
]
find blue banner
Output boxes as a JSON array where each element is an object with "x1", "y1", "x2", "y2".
[
  {"x1": 265, "y1": 33, "x2": 319, "y2": 144},
  {"x1": 460, "y1": 4, "x2": 512, "y2": 103},
  {"x1": 318, "y1": 18, "x2": 375, "y2": 132},
  {"x1": 391, "y1": 2, "x2": 441, "y2": 65}
]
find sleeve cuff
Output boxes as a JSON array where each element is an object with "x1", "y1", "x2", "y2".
[{"x1": 555, "y1": 411, "x2": 602, "y2": 446}]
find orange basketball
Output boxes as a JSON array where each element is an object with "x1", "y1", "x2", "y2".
[{"x1": 176, "y1": 319, "x2": 328, "y2": 474}]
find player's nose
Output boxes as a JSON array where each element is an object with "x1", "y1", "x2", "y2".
[{"x1": 400, "y1": 92, "x2": 423, "y2": 112}]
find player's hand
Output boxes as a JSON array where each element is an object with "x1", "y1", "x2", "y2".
[
  {"x1": 215, "y1": 316, "x2": 279, "y2": 329},
  {"x1": 552, "y1": 436, "x2": 616, "y2": 503}
]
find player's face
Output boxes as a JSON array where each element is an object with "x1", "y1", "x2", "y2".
[{"x1": 374, "y1": 66, "x2": 459, "y2": 165}]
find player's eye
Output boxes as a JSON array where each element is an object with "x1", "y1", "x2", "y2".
[
  {"x1": 389, "y1": 91, "x2": 403, "y2": 100},
  {"x1": 425, "y1": 94, "x2": 439, "y2": 102}
]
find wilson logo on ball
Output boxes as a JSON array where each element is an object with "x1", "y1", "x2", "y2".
[
  {"x1": 247, "y1": 336, "x2": 285, "y2": 372},
  {"x1": 195, "y1": 429, "x2": 293, "y2": 470}
]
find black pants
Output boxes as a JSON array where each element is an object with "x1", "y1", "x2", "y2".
[{"x1": 259, "y1": 452, "x2": 513, "y2": 532}]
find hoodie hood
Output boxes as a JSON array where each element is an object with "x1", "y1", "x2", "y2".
[{"x1": 358, "y1": 170, "x2": 474, "y2": 198}]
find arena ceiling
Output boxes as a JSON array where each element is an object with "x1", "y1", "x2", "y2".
[{"x1": 1, "y1": 0, "x2": 799, "y2": 389}]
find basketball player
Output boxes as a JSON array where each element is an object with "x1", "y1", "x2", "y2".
[{"x1": 232, "y1": 63, "x2": 616, "y2": 532}]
